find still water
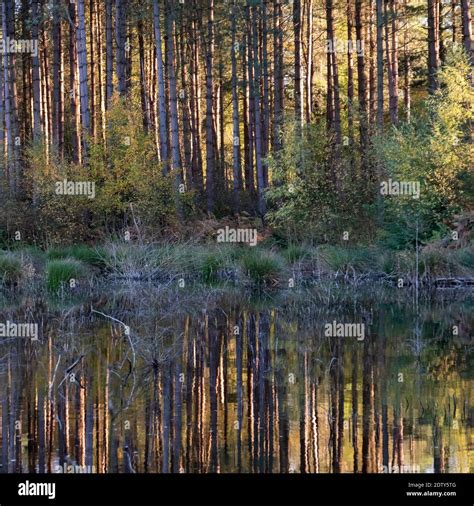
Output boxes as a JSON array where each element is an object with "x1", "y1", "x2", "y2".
[{"x1": 0, "y1": 286, "x2": 472, "y2": 474}]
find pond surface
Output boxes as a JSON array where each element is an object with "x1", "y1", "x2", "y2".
[{"x1": 0, "y1": 286, "x2": 472, "y2": 474}]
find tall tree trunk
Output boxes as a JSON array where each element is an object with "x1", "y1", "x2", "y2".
[
  {"x1": 20, "y1": 0, "x2": 31, "y2": 143},
  {"x1": 105, "y1": 0, "x2": 113, "y2": 104},
  {"x1": 41, "y1": 33, "x2": 52, "y2": 160},
  {"x1": 355, "y1": 0, "x2": 369, "y2": 171},
  {"x1": 384, "y1": 1, "x2": 395, "y2": 125},
  {"x1": 89, "y1": 0, "x2": 96, "y2": 138},
  {"x1": 428, "y1": 0, "x2": 440, "y2": 93},
  {"x1": 153, "y1": 0, "x2": 169, "y2": 170},
  {"x1": 165, "y1": 0, "x2": 181, "y2": 182},
  {"x1": 347, "y1": 0, "x2": 356, "y2": 171},
  {"x1": 452, "y1": 0, "x2": 457, "y2": 43},
  {"x1": 6, "y1": 0, "x2": 19, "y2": 191},
  {"x1": 273, "y1": 0, "x2": 284, "y2": 151},
  {"x1": 77, "y1": 0, "x2": 91, "y2": 159},
  {"x1": 2, "y1": 2, "x2": 12, "y2": 191},
  {"x1": 369, "y1": 0, "x2": 377, "y2": 127},
  {"x1": 243, "y1": 34, "x2": 253, "y2": 192},
  {"x1": 252, "y1": 5, "x2": 266, "y2": 217},
  {"x1": 231, "y1": 0, "x2": 242, "y2": 211},
  {"x1": 390, "y1": 0, "x2": 399, "y2": 125},
  {"x1": 190, "y1": 7, "x2": 203, "y2": 189},
  {"x1": 461, "y1": 0, "x2": 473, "y2": 67},
  {"x1": 69, "y1": 0, "x2": 81, "y2": 163},
  {"x1": 376, "y1": 0, "x2": 384, "y2": 130},
  {"x1": 138, "y1": 20, "x2": 150, "y2": 132},
  {"x1": 246, "y1": 6, "x2": 255, "y2": 196},
  {"x1": 403, "y1": 49, "x2": 411, "y2": 122},
  {"x1": 178, "y1": 10, "x2": 192, "y2": 187},
  {"x1": 31, "y1": 0, "x2": 42, "y2": 142},
  {"x1": 205, "y1": 0, "x2": 216, "y2": 213},
  {"x1": 2, "y1": 0, "x2": 18, "y2": 193},
  {"x1": 306, "y1": 0, "x2": 314, "y2": 123},
  {"x1": 262, "y1": 0, "x2": 270, "y2": 187},
  {"x1": 327, "y1": 0, "x2": 342, "y2": 145},
  {"x1": 293, "y1": 0, "x2": 303, "y2": 130},
  {"x1": 52, "y1": 0, "x2": 64, "y2": 157},
  {"x1": 115, "y1": 0, "x2": 127, "y2": 96}
]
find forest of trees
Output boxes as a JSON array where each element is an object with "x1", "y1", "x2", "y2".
[{"x1": 0, "y1": 0, "x2": 472, "y2": 246}]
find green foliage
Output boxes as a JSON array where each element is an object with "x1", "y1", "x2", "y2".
[
  {"x1": 4, "y1": 99, "x2": 181, "y2": 246},
  {"x1": 282, "y1": 244, "x2": 310, "y2": 264},
  {"x1": 375, "y1": 48, "x2": 474, "y2": 249},
  {"x1": 47, "y1": 245, "x2": 107, "y2": 268},
  {"x1": 266, "y1": 121, "x2": 376, "y2": 244},
  {"x1": 90, "y1": 97, "x2": 179, "y2": 236},
  {"x1": 419, "y1": 249, "x2": 457, "y2": 277},
  {"x1": 199, "y1": 252, "x2": 225, "y2": 283},
  {"x1": 45, "y1": 259, "x2": 88, "y2": 292},
  {"x1": 11, "y1": 143, "x2": 94, "y2": 245},
  {"x1": 455, "y1": 248, "x2": 474, "y2": 270},
  {"x1": 319, "y1": 245, "x2": 379, "y2": 272},
  {"x1": 240, "y1": 249, "x2": 283, "y2": 284}
]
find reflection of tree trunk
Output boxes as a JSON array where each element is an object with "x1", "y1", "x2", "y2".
[
  {"x1": 208, "y1": 316, "x2": 219, "y2": 472},
  {"x1": 258, "y1": 313, "x2": 269, "y2": 472},
  {"x1": 143, "y1": 398, "x2": 153, "y2": 473},
  {"x1": 236, "y1": 314, "x2": 243, "y2": 472},
  {"x1": 95, "y1": 390, "x2": 100, "y2": 473},
  {"x1": 276, "y1": 348, "x2": 289, "y2": 473},
  {"x1": 247, "y1": 313, "x2": 256, "y2": 468},
  {"x1": 311, "y1": 379, "x2": 320, "y2": 472},
  {"x1": 337, "y1": 342, "x2": 345, "y2": 472},
  {"x1": 38, "y1": 390, "x2": 45, "y2": 472},
  {"x1": 173, "y1": 333, "x2": 184, "y2": 472},
  {"x1": 266, "y1": 329, "x2": 274, "y2": 473},
  {"x1": 382, "y1": 390, "x2": 389, "y2": 472},
  {"x1": 2, "y1": 397, "x2": 8, "y2": 472},
  {"x1": 152, "y1": 366, "x2": 162, "y2": 471},
  {"x1": 162, "y1": 363, "x2": 171, "y2": 473},
  {"x1": 85, "y1": 378, "x2": 94, "y2": 469},
  {"x1": 185, "y1": 320, "x2": 194, "y2": 473},
  {"x1": 329, "y1": 338, "x2": 343, "y2": 473},
  {"x1": 194, "y1": 325, "x2": 204, "y2": 472},
  {"x1": 352, "y1": 348, "x2": 359, "y2": 472},
  {"x1": 104, "y1": 356, "x2": 110, "y2": 473},
  {"x1": 222, "y1": 326, "x2": 229, "y2": 462},
  {"x1": 432, "y1": 417, "x2": 444, "y2": 472},
  {"x1": 299, "y1": 349, "x2": 307, "y2": 473},
  {"x1": 7, "y1": 364, "x2": 16, "y2": 473},
  {"x1": 362, "y1": 340, "x2": 375, "y2": 473},
  {"x1": 58, "y1": 384, "x2": 66, "y2": 468},
  {"x1": 27, "y1": 397, "x2": 34, "y2": 472}
]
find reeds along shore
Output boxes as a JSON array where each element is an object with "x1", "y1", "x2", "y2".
[{"x1": 0, "y1": 242, "x2": 473, "y2": 294}]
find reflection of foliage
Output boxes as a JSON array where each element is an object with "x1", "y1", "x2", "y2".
[{"x1": 425, "y1": 345, "x2": 461, "y2": 382}]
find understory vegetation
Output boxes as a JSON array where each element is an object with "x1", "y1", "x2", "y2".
[{"x1": 1, "y1": 241, "x2": 472, "y2": 295}]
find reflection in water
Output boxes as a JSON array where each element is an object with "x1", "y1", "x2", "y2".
[{"x1": 0, "y1": 290, "x2": 472, "y2": 474}]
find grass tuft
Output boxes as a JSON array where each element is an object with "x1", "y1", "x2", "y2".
[
  {"x1": 47, "y1": 245, "x2": 107, "y2": 268},
  {"x1": 0, "y1": 252, "x2": 23, "y2": 284},
  {"x1": 240, "y1": 249, "x2": 283, "y2": 284},
  {"x1": 45, "y1": 258, "x2": 88, "y2": 292},
  {"x1": 282, "y1": 244, "x2": 310, "y2": 264}
]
